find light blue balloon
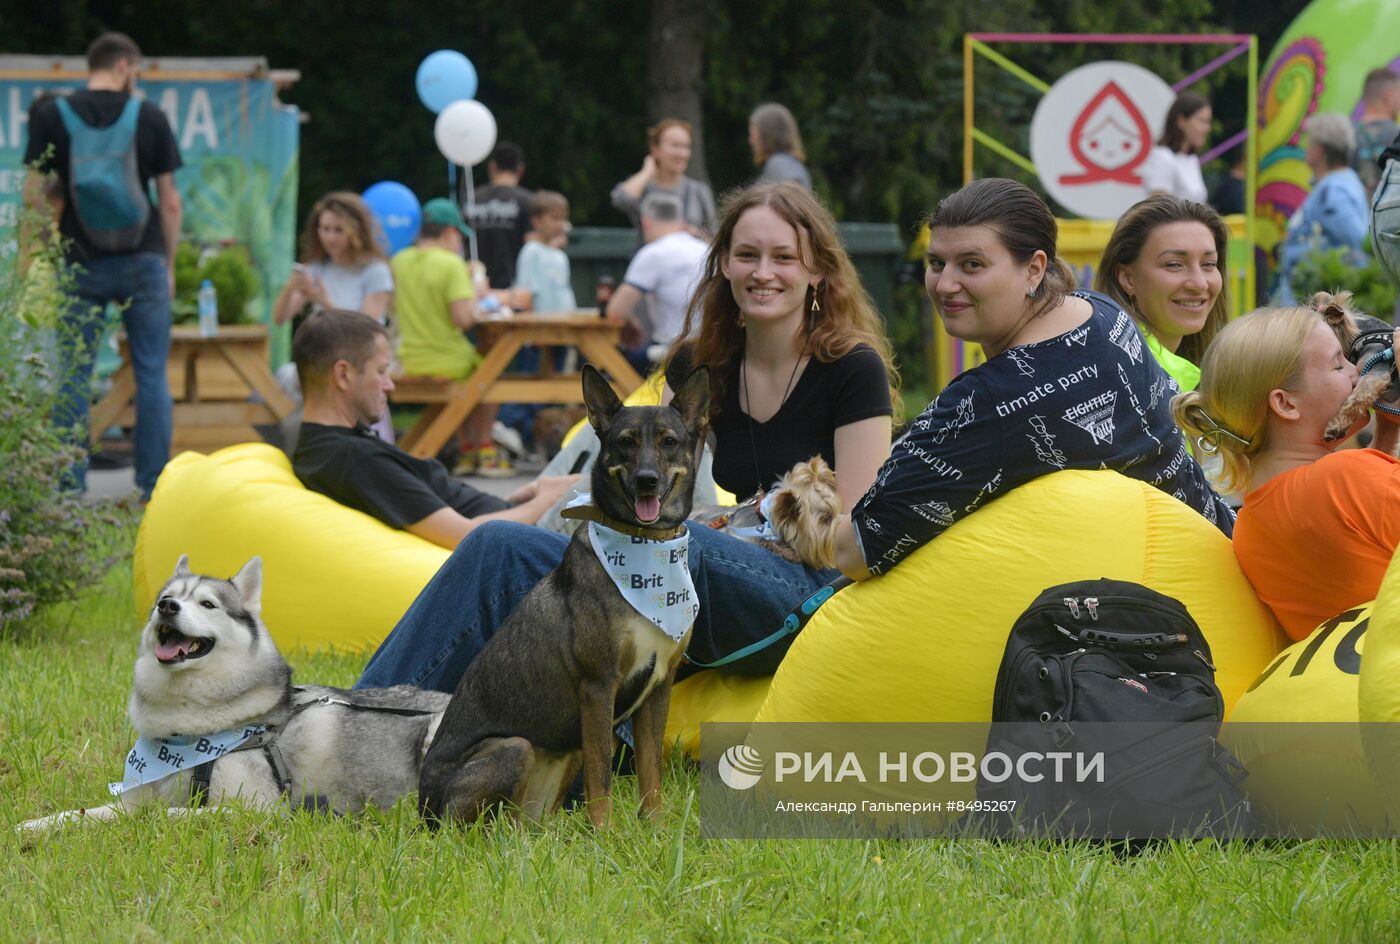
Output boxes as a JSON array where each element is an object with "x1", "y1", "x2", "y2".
[
  {"x1": 415, "y1": 50, "x2": 478, "y2": 113},
  {"x1": 362, "y1": 181, "x2": 422, "y2": 255}
]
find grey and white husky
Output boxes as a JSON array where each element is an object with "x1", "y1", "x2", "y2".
[{"x1": 18, "y1": 556, "x2": 449, "y2": 838}]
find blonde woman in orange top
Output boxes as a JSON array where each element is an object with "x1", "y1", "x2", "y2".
[{"x1": 1173, "y1": 304, "x2": 1400, "y2": 638}]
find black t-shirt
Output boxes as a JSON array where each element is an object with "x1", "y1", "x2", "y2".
[
  {"x1": 293, "y1": 422, "x2": 509, "y2": 528},
  {"x1": 667, "y1": 344, "x2": 893, "y2": 500},
  {"x1": 23, "y1": 89, "x2": 183, "y2": 262},
  {"x1": 467, "y1": 183, "x2": 534, "y2": 289},
  {"x1": 851, "y1": 291, "x2": 1234, "y2": 577}
]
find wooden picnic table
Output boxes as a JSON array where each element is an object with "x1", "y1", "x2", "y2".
[
  {"x1": 89, "y1": 324, "x2": 294, "y2": 451},
  {"x1": 394, "y1": 311, "x2": 645, "y2": 460}
]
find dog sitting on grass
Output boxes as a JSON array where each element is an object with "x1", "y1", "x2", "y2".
[
  {"x1": 1315, "y1": 290, "x2": 1400, "y2": 442},
  {"x1": 418, "y1": 364, "x2": 710, "y2": 828}
]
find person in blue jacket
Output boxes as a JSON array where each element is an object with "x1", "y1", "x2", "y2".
[{"x1": 1277, "y1": 112, "x2": 1370, "y2": 304}]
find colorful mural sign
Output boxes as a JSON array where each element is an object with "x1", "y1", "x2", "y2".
[
  {"x1": 1256, "y1": 0, "x2": 1400, "y2": 264},
  {"x1": 0, "y1": 66, "x2": 300, "y2": 365}
]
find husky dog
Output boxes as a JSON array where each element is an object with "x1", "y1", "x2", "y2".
[
  {"x1": 690, "y1": 455, "x2": 843, "y2": 569},
  {"x1": 18, "y1": 556, "x2": 449, "y2": 839},
  {"x1": 419, "y1": 363, "x2": 710, "y2": 828},
  {"x1": 1315, "y1": 290, "x2": 1400, "y2": 442}
]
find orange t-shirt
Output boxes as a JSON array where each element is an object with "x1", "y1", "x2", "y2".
[{"x1": 1233, "y1": 449, "x2": 1400, "y2": 640}]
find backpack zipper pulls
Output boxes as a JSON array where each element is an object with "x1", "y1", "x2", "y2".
[
  {"x1": 1193, "y1": 649, "x2": 1216, "y2": 670},
  {"x1": 1085, "y1": 597, "x2": 1099, "y2": 620},
  {"x1": 1064, "y1": 597, "x2": 1081, "y2": 619}
]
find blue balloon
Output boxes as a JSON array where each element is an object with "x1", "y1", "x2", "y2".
[
  {"x1": 415, "y1": 50, "x2": 478, "y2": 113},
  {"x1": 362, "y1": 181, "x2": 422, "y2": 255}
]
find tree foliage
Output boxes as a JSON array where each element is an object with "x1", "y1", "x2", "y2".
[{"x1": 3, "y1": 0, "x2": 1315, "y2": 237}]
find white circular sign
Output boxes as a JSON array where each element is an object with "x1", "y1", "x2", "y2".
[{"x1": 1030, "y1": 61, "x2": 1176, "y2": 219}]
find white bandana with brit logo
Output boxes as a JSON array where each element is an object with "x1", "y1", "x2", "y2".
[
  {"x1": 108, "y1": 724, "x2": 266, "y2": 796},
  {"x1": 587, "y1": 521, "x2": 699, "y2": 642}
]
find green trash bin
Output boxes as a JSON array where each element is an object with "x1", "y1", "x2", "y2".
[
  {"x1": 566, "y1": 227, "x2": 639, "y2": 310},
  {"x1": 837, "y1": 223, "x2": 903, "y2": 319}
]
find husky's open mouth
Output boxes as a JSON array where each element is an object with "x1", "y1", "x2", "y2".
[{"x1": 154, "y1": 624, "x2": 216, "y2": 664}]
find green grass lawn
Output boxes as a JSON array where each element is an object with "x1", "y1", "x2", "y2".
[{"x1": 4, "y1": 558, "x2": 1400, "y2": 942}]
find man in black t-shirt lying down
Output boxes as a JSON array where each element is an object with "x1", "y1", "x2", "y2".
[{"x1": 291, "y1": 310, "x2": 579, "y2": 549}]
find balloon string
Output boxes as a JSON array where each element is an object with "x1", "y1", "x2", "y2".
[{"x1": 463, "y1": 171, "x2": 479, "y2": 265}]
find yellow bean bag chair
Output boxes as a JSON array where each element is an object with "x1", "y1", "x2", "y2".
[
  {"x1": 1360, "y1": 544, "x2": 1400, "y2": 820},
  {"x1": 754, "y1": 470, "x2": 1285, "y2": 728},
  {"x1": 1224, "y1": 603, "x2": 1387, "y2": 833},
  {"x1": 134, "y1": 444, "x2": 449, "y2": 654}
]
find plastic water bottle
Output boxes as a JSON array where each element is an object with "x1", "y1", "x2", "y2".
[{"x1": 197, "y1": 279, "x2": 218, "y2": 337}]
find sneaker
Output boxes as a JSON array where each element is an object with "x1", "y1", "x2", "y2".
[
  {"x1": 451, "y1": 448, "x2": 479, "y2": 477},
  {"x1": 476, "y1": 443, "x2": 515, "y2": 478},
  {"x1": 491, "y1": 420, "x2": 527, "y2": 460}
]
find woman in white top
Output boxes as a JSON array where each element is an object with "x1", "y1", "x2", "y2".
[
  {"x1": 273, "y1": 191, "x2": 396, "y2": 440},
  {"x1": 273, "y1": 192, "x2": 394, "y2": 328},
  {"x1": 1141, "y1": 92, "x2": 1212, "y2": 204}
]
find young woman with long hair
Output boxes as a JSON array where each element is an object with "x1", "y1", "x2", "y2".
[
  {"x1": 273, "y1": 191, "x2": 392, "y2": 328},
  {"x1": 1095, "y1": 194, "x2": 1231, "y2": 389},
  {"x1": 664, "y1": 181, "x2": 897, "y2": 509}
]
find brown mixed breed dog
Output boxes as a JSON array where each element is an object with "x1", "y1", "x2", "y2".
[
  {"x1": 418, "y1": 364, "x2": 710, "y2": 828},
  {"x1": 1315, "y1": 290, "x2": 1400, "y2": 442}
]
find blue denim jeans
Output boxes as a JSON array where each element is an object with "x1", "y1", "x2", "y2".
[
  {"x1": 56, "y1": 252, "x2": 172, "y2": 498},
  {"x1": 355, "y1": 520, "x2": 837, "y2": 692}
]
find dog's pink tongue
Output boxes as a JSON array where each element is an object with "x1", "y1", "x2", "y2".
[
  {"x1": 635, "y1": 496, "x2": 661, "y2": 523},
  {"x1": 155, "y1": 636, "x2": 191, "y2": 662}
]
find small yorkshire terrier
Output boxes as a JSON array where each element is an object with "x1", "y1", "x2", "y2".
[
  {"x1": 1315, "y1": 291, "x2": 1400, "y2": 442},
  {"x1": 690, "y1": 456, "x2": 843, "y2": 569}
]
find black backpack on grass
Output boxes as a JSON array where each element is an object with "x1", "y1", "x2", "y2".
[{"x1": 977, "y1": 579, "x2": 1252, "y2": 839}]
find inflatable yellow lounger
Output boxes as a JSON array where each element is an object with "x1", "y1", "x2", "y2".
[
  {"x1": 1225, "y1": 603, "x2": 1387, "y2": 833},
  {"x1": 664, "y1": 470, "x2": 1285, "y2": 759},
  {"x1": 1360, "y1": 544, "x2": 1400, "y2": 822},
  {"x1": 134, "y1": 444, "x2": 450, "y2": 654}
]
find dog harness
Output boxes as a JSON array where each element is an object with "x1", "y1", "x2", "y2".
[
  {"x1": 113, "y1": 691, "x2": 441, "y2": 807},
  {"x1": 1353, "y1": 340, "x2": 1400, "y2": 417}
]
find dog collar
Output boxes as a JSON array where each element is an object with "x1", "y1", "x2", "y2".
[
  {"x1": 560, "y1": 503, "x2": 686, "y2": 541},
  {"x1": 109, "y1": 725, "x2": 267, "y2": 797}
]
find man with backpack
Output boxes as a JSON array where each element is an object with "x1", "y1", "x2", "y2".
[{"x1": 23, "y1": 31, "x2": 184, "y2": 501}]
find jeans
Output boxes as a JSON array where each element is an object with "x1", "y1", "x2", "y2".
[
  {"x1": 56, "y1": 252, "x2": 172, "y2": 498},
  {"x1": 355, "y1": 520, "x2": 837, "y2": 692}
]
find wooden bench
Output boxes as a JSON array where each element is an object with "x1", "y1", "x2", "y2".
[
  {"x1": 90, "y1": 324, "x2": 294, "y2": 451},
  {"x1": 392, "y1": 311, "x2": 645, "y2": 459}
]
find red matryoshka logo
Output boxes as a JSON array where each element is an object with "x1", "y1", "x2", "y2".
[{"x1": 1058, "y1": 81, "x2": 1154, "y2": 186}]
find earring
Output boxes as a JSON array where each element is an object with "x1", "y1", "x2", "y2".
[
  {"x1": 737, "y1": 310, "x2": 746, "y2": 328},
  {"x1": 1026, "y1": 283, "x2": 1039, "y2": 299},
  {"x1": 811, "y1": 288, "x2": 821, "y2": 313}
]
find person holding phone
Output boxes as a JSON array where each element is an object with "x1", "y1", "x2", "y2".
[{"x1": 273, "y1": 192, "x2": 393, "y2": 331}]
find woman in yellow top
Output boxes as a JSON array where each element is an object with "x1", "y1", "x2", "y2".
[{"x1": 1095, "y1": 195, "x2": 1231, "y2": 393}]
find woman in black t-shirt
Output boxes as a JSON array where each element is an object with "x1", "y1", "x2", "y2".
[{"x1": 663, "y1": 181, "x2": 896, "y2": 510}]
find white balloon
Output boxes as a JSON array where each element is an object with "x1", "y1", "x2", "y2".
[{"x1": 434, "y1": 100, "x2": 497, "y2": 167}]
